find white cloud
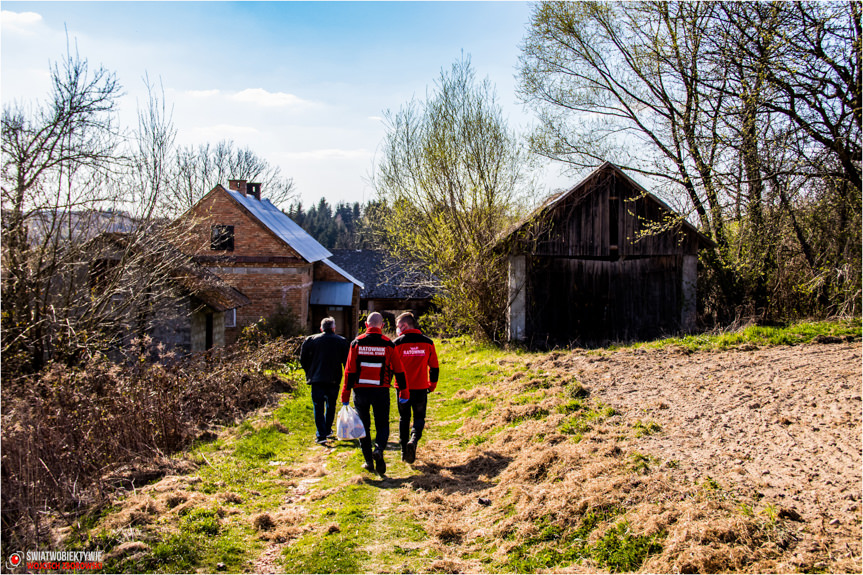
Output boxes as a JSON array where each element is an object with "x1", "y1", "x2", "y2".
[
  {"x1": 284, "y1": 149, "x2": 372, "y2": 162},
  {"x1": 186, "y1": 89, "x2": 221, "y2": 99},
  {"x1": 1, "y1": 10, "x2": 43, "y2": 35},
  {"x1": 231, "y1": 88, "x2": 315, "y2": 109}
]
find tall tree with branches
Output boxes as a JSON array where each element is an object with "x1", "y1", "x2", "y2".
[
  {"x1": 374, "y1": 56, "x2": 534, "y2": 340},
  {"x1": 519, "y1": 0, "x2": 860, "y2": 320},
  {"x1": 1, "y1": 46, "x2": 125, "y2": 373}
]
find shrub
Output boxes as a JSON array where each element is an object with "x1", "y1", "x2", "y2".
[{"x1": 0, "y1": 337, "x2": 303, "y2": 548}]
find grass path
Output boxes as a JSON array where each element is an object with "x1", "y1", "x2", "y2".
[
  {"x1": 241, "y1": 338, "x2": 514, "y2": 573},
  {"x1": 90, "y1": 338, "x2": 515, "y2": 573}
]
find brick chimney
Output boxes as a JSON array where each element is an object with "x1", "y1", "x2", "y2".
[
  {"x1": 248, "y1": 182, "x2": 262, "y2": 200},
  {"x1": 228, "y1": 179, "x2": 247, "y2": 196}
]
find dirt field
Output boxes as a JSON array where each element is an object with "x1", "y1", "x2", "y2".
[
  {"x1": 399, "y1": 340, "x2": 862, "y2": 573},
  {"x1": 532, "y1": 340, "x2": 862, "y2": 571}
]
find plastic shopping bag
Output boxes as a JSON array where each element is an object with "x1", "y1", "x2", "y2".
[{"x1": 336, "y1": 405, "x2": 366, "y2": 440}]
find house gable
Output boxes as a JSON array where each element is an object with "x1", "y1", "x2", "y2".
[
  {"x1": 176, "y1": 185, "x2": 306, "y2": 262},
  {"x1": 500, "y1": 162, "x2": 713, "y2": 259}
]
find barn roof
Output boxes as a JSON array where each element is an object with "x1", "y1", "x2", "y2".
[
  {"x1": 328, "y1": 249, "x2": 435, "y2": 300},
  {"x1": 496, "y1": 162, "x2": 715, "y2": 250},
  {"x1": 220, "y1": 186, "x2": 333, "y2": 263}
]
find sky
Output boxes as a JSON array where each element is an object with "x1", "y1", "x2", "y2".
[{"x1": 1, "y1": 1, "x2": 572, "y2": 208}]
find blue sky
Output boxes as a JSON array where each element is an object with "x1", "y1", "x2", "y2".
[{"x1": 2, "y1": 1, "x2": 572, "y2": 208}]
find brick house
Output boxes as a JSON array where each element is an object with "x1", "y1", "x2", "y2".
[
  {"x1": 84, "y1": 231, "x2": 251, "y2": 355},
  {"x1": 172, "y1": 180, "x2": 363, "y2": 342}
]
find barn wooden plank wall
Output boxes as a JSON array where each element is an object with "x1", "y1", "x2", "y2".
[
  {"x1": 526, "y1": 255, "x2": 683, "y2": 345},
  {"x1": 501, "y1": 162, "x2": 712, "y2": 347}
]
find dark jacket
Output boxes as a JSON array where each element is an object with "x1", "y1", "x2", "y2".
[{"x1": 300, "y1": 330, "x2": 349, "y2": 386}]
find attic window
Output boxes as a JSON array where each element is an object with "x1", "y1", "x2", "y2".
[{"x1": 211, "y1": 225, "x2": 234, "y2": 251}]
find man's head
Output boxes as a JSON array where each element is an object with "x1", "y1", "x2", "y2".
[
  {"x1": 396, "y1": 312, "x2": 417, "y2": 335},
  {"x1": 321, "y1": 317, "x2": 336, "y2": 333},
  {"x1": 366, "y1": 312, "x2": 384, "y2": 328}
]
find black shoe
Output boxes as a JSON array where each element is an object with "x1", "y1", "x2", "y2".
[
  {"x1": 361, "y1": 460, "x2": 375, "y2": 472},
  {"x1": 315, "y1": 437, "x2": 327, "y2": 445},
  {"x1": 404, "y1": 440, "x2": 417, "y2": 464},
  {"x1": 373, "y1": 449, "x2": 386, "y2": 476}
]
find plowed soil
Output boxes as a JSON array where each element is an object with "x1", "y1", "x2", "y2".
[{"x1": 546, "y1": 341, "x2": 862, "y2": 569}]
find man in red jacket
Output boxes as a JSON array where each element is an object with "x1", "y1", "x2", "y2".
[
  {"x1": 341, "y1": 312, "x2": 407, "y2": 476},
  {"x1": 393, "y1": 311, "x2": 439, "y2": 464}
]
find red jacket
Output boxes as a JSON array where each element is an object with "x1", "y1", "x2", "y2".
[
  {"x1": 341, "y1": 327, "x2": 407, "y2": 403},
  {"x1": 393, "y1": 328, "x2": 439, "y2": 391}
]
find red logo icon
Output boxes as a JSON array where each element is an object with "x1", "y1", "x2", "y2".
[{"x1": 8, "y1": 552, "x2": 23, "y2": 568}]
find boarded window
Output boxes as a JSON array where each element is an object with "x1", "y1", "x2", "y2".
[
  {"x1": 225, "y1": 308, "x2": 236, "y2": 328},
  {"x1": 211, "y1": 225, "x2": 234, "y2": 251}
]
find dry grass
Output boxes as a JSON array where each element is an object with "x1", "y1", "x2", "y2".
[
  {"x1": 0, "y1": 336, "x2": 303, "y2": 548},
  {"x1": 391, "y1": 355, "x2": 833, "y2": 573}
]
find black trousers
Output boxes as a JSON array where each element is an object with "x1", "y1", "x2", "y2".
[
  {"x1": 398, "y1": 388, "x2": 428, "y2": 446},
  {"x1": 311, "y1": 383, "x2": 339, "y2": 440},
  {"x1": 352, "y1": 387, "x2": 391, "y2": 462}
]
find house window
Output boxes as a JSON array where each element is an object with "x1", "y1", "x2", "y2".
[
  {"x1": 211, "y1": 225, "x2": 234, "y2": 251},
  {"x1": 225, "y1": 308, "x2": 236, "y2": 328},
  {"x1": 89, "y1": 258, "x2": 119, "y2": 290}
]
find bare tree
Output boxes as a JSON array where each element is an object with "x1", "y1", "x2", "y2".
[
  {"x1": 1, "y1": 52, "x2": 221, "y2": 376},
  {"x1": 518, "y1": 1, "x2": 861, "y2": 320},
  {"x1": 164, "y1": 139, "x2": 296, "y2": 216},
  {"x1": 1, "y1": 45, "x2": 125, "y2": 373}
]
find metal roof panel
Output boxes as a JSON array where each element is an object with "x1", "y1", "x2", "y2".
[
  {"x1": 310, "y1": 281, "x2": 354, "y2": 306},
  {"x1": 225, "y1": 189, "x2": 332, "y2": 262}
]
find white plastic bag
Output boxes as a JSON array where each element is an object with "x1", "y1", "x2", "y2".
[{"x1": 336, "y1": 405, "x2": 366, "y2": 440}]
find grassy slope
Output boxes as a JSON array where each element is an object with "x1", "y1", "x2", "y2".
[{"x1": 78, "y1": 318, "x2": 860, "y2": 573}]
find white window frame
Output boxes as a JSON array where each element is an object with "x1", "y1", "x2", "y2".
[{"x1": 225, "y1": 308, "x2": 236, "y2": 328}]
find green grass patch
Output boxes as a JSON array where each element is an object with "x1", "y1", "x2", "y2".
[
  {"x1": 499, "y1": 506, "x2": 624, "y2": 571},
  {"x1": 509, "y1": 407, "x2": 550, "y2": 426},
  {"x1": 591, "y1": 521, "x2": 663, "y2": 572},
  {"x1": 459, "y1": 434, "x2": 490, "y2": 447},
  {"x1": 629, "y1": 452, "x2": 657, "y2": 474},
  {"x1": 280, "y1": 482, "x2": 378, "y2": 572},
  {"x1": 558, "y1": 401, "x2": 617, "y2": 437},
  {"x1": 632, "y1": 419, "x2": 662, "y2": 437},
  {"x1": 629, "y1": 318, "x2": 860, "y2": 352},
  {"x1": 557, "y1": 398, "x2": 587, "y2": 414},
  {"x1": 180, "y1": 507, "x2": 221, "y2": 535}
]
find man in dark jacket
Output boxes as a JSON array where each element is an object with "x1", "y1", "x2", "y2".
[
  {"x1": 393, "y1": 312, "x2": 439, "y2": 464},
  {"x1": 340, "y1": 312, "x2": 407, "y2": 476},
  {"x1": 300, "y1": 317, "x2": 349, "y2": 444}
]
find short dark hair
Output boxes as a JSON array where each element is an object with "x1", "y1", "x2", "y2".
[
  {"x1": 321, "y1": 317, "x2": 336, "y2": 332},
  {"x1": 396, "y1": 312, "x2": 417, "y2": 329}
]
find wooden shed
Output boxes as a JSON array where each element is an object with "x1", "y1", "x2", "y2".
[{"x1": 497, "y1": 162, "x2": 714, "y2": 347}]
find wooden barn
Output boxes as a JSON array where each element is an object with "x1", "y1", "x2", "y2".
[{"x1": 497, "y1": 162, "x2": 715, "y2": 347}]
